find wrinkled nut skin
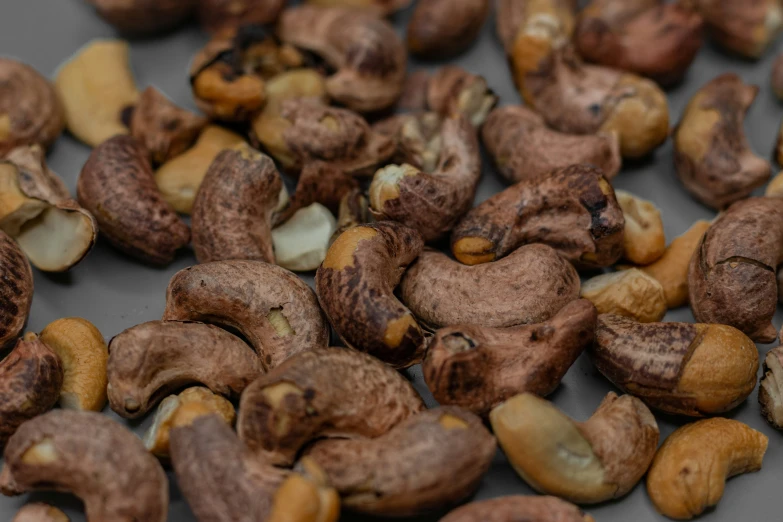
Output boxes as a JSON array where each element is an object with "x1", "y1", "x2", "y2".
[
  {"x1": 275, "y1": 161, "x2": 359, "y2": 226},
  {"x1": 674, "y1": 73, "x2": 771, "y2": 210},
  {"x1": 198, "y1": 0, "x2": 286, "y2": 34},
  {"x1": 451, "y1": 164, "x2": 625, "y2": 268},
  {"x1": 0, "y1": 59, "x2": 64, "y2": 157},
  {"x1": 688, "y1": 197, "x2": 783, "y2": 342},
  {"x1": 164, "y1": 260, "x2": 329, "y2": 370},
  {"x1": 107, "y1": 320, "x2": 262, "y2": 419},
  {"x1": 316, "y1": 223, "x2": 425, "y2": 368},
  {"x1": 425, "y1": 66, "x2": 498, "y2": 126},
  {"x1": 647, "y1": 418, "x2": 769, "y2": 519},
  {"x1": 424, "y1": 299, "x2": 597, "y2": 417},
  {"x1": 759, "y1": 345, "x2": 783, "y2": 430},
  {"x1": 615, "y1": 190, "x2": 666, "y2": 265},
  {"x1": 278, "y1": 6, "x2": 407, "y2": 113},
  {"x1": 77, "y1": 136, "x2": 190, "y2": 265},
  {"x1": 407, "y1": 0, "x2": 491, "y2": 59},
  {"x1": 592, "y1": 314, "x2": 759, "y2": 416},
  {"x1": 440, "y1": 496, "x2": 595, "y2": 522},
  {"x1": 0, "y1": 230, "x2": 33, "y2": 347},
  {"x1": 12, "y1": 503, "x2": 70, "y2": 522},
  {"x1": 481, "y1": 105, "x2": 621, "y2": 184},
  {"x1": 581, "y1": 269, "x2": 667, "y2": 323},
  {"x1": 401, "y1": 244, "x2": 580, "y2": 330},
  {"x1": 87, "y1": 0, "x2": 196, "y2": 34},
  {"x1": 695, "y1": 0, "x2": 783, "y2": 59},
  {"x1": 238, "y1": 347, "x2": 425, "y2": 466},
  {"x1": 304, "y1": 406, "x2": 496, "y2": 516}
]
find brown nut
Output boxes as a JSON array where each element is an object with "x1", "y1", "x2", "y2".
[
  {"x1": 0, "y1": 59, "x2": 64, "y2": 156},
  {"x1": 0, "y1": 410, "x2": 168, "y2": 522},
  {"x1": 86, "y1": 0, "x2": 195, "y2": 34},
  {"x1": 481, "y1": 105, "x2": 621, "y2": 184},
  {"x1": 369, "y1": 115, "x2": 481, "y2": 242},
  {"x1": 106, "y1": 320, "x2": 262, "y2": 419},
  {"x1": 694, "y1": 0, "x2": 783, "y2": 59},
  {"x1": 575, "y1": 0, "x2": 703, "y2": 86},
  {"x1": 615, "y1": 189, "x2": 665, "y2": 265},
  {"x1": 407, "y1": 0, "x2": 491, "y2": 59},
  {"x1": 647, "y1": 418, "x2": 769, "y2": 519},
  {"x1": 275, "y1": 161, "x2": 359, "y2": 226},
  {"x1": 440, "y1": 496, "x2": 595, "y2": 522},
  {"x1": 773, "y1": 52, "x2": 783, "y2": 99},
  {"x1": 491, "y1": 392, "x2": 659, "y2": 504},
  {"x1": 591, "y1": 314, "x2": 759, "y2": 416},
  {"x1": 12, "y1": 504, "x2": 69, "y2": 522},
  {"x1": 581, "y1": 269, "x2": 667, "y2": 323},
  {"x1": 425, "y1": 66, "x2": 498, "y2": 126},
  {"x1": 689, "y1": 197, "x2": 783, "y2": 342},
  {"x1": 303, "y1": 406, "x2": 496, "y2": 516},
  {"x1": 237, "y1": 347, "x2": 425, "y2": 466},
  {"x1": 674, "y1": 73, "x2": 770, "y2": 209},
  {"x1": 400, "y1": 244, "x2": 580, "y2": 329},
  {"x1": 0, "y1": 229, "x2": 33, "y2": 347},
  {"x1": 198, "y1": 0, "x2": 286, "y2": 34},
  {"x1": 0, "y1": 334, "x2": 63, "y2": 447},
  {"x1": 760, "y1": 345, "x2": 783, "y2": 430},
  {"x1": 278, "y1": 6, "x2": 407, "y2": 113},
  {"x1": 330, "y1": 188, "x2": 370, "y2": 244},
  {"x1": 164, "y1": 260, "x2": 329, "y2": 370},
  {"x1": 305, "y1": 0, "x2": 412, "y2": 15},
  {"x1": 424, "y1": 299, "x2": 597, "y2": 416},
  {"x1": 451, "y1": 164, "x2": 625, "y2": 268},
  {"x1": 372, "y1": 112, "x2": 444, "y2": 172}
]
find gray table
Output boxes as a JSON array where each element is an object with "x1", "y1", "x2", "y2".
[{"x1": 1, "y1": 1, "x2": 781, "y2": 520}]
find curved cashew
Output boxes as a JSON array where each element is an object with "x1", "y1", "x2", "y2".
[
  {"x1": 694, "y1": 0, "x2": 783, "y2": 59},
  {"x1": 615, "y1": 190, "x2": 665, "y2": 265},
  {"x1": 581, "y1": 269, "x2": 667, "y2": 323},
  {"x1": 12, "y1": 504, "x2": 69, "y2": 522},
  {"x1": 760, "y1": 345, "x2": 783, "y2": 430},
  {"x1": 407, "y1": 0, "x2": 490, "y2": 59},
  {"x1": 198, "y1": 0, "x2": 286, "y2": 34},
  {"x1": 441, "y1": 496, "x2": 595, "y2": 522},
  {"x1": 0, "y1": 229, "x2": 33, "y2": 347},
  {"x1": 86, "y1": 0, "x2": 195, "y2": 34}
]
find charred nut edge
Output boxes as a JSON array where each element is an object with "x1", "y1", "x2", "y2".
[{"x1": 580, "y1": 269, "x2": 667, "y2": 323}]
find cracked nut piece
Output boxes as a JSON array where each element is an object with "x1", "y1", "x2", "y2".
[
  {"x1": 55, "y1": 40, "x2": 139, "y2": 147},
  {"x1": 441, "y1": 496, "x2": 594, "y2": 522},
  {"x1": 647, "y1": 418, "x2": 768, "y2": 519},
  {"x1": 198, "y1": 0, "x2": 286, "y2": 34},
  {"x1": 12, "y1": 504, "x2": 69, "y2": 522},
  {"x1": 238, "y1": 347, "x2": 425, "y2": 465},
  {"x1": 0, "y1": 229, "x2": 33, "y2": 347},
  {"x1": 304, "y1": 407, "x2": 496, "y2": 516},
  {"x1": 481, "y1": 105, "x2": 621, "y2": 184},
  {"x1": 615, "y1": 190, "x2": 665, "y2": 265},
  {"x1": 592, "y1": 314, "x2": 759, "y2": 416},
  {"x1": 407, "y1": 0, "x2": 490, "y2": 59},
  {"x1": 77, "y1": 135, "x2": 190, "y2": 265},
  {"x1": 272, "y1": 203, "x2": 337, "y2": 272},
  {"x1": 491, "y1": 392, "x2": 659, "y2": 504},
  {"x1": 164, "y1": 260, "x2": 329, "y2": 370},
  {"x1": 694, "y1": 0, "x2": 783, "y2": 59},
  {"x1": 39, "y1": 317, "x2": 107, "y2": 412},
  {"x1": 0, "y1": 410, "x2": 168, "y2": 522},
  {"x1": 451, "y1": 164, "x2": 625, "y2": 268},
  {"x1": 107, "y1": 320, "x2": 261, "y2": 419},
  {"x1": 87, "y1": 0, "x2": 195, "y2": 34},
  {"x1": 278, "y1": 6, "x2": 407, "y2": 113},
  {"x1": 425, "y1": 299, "x2": 596, "y2": 416},
  {"x1": 0, "y1": 59, "x2": 64, "y2": 156},
  {"x1": 760, "y1": 345, "x2": 783, "y2": 430},
  {"x1": 674, "y1": 73, "x2": 770, "y2": 209},
  {"x1": 581, "y1": 269, "x2": 667, "y2": 323}
]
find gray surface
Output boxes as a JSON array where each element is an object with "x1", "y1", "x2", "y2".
[{"x1": 1, "y1": 1, "x2": 782, "y2": 520}]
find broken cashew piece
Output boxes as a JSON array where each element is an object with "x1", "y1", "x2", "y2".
[
  {"x1": 581, "y1": 269, "x2": 667, "y2": 323},
  {"x1": 12, "y1": 504, "x2": 70, "y2": 522},
  {"x1": 0, "y1": 229, "x2": 33, "y2": 347},
  {"x1": 614, "y1": 190, "x2": 665, "y2": 265},
  {"x1": 272, "y1": 203, "x2": 337, "y2": 272},
  {"x1": 760, "y1": 345, "x2": 783, "y2": 430},
  {"x1": 440, "y1": 496, "x2": 595, "y2": 522}
]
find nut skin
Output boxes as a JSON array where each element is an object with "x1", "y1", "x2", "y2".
[
  {"x1": 424, "y1": 299, "x2": 597, "y2": 417},
  {"x1": 86, "y1": 0, "x2": 195, "y2": 34},
  {"x1": 278, "y1": 6, "x2": 407, "y2": 113},
  {"x1": 425, "y1": 66, "x2": 498, "y2": 126},
  {"x1": 0, "y1": 59, "x2": 64, "y2": 157},
  {"x1": 12, "y1": 503, "x2": 70, "y2": 522},
  {"x1": 481, "y1": 105, "x2": 621, "y2": 184},
  {"x1": 400, "y1": 244, "x2": 580, "y2": 330},
  {"x1": 164, "y1": 260, "x2": 329, "y2": 371},
  {"x1": 0, "y1": 229, "x2": 33, "y2": 347},
  {"x1": 591, "y1": 314, "x2": 759, "y2": 416},
  {"x1": 237, "y1": 347, "x2": 425, "y2": 466},
  {"x1": 77, "y1": 136, "x2": 190, "y2": 265},
  {"x1": 451, "y1": 164, "x2": 625, "y2": 268},
  {"x1": 581, "y1": 269, "x2": 667, "y2": 323},
  {"x1": 316, "y1": 223, "x2": 426, "y2": 368},
  {"x1": 274, "y1": 161, "x2": 358, "y2": 226},
  {"x1": 674, "y1": 73, "x2": 771, "y2": 209},
  {"x1": 694, "y1": 0, "x2": 783, "y2": 59},
  {"x1": 106, "y1": 320, "x2": 262, "y2": 419},
  {"x1": 0, "y1": 410, "x2": 168, "y2": 522},
  {"x1": 490, "y1": 392, "x2": 659, "y2": 504},
  {"x1": 303, "y1": 406, "x2": 496, "y2": 516},
  {"x1": 615, "y1": 190, "x2": 665, "y2": 265},
  {"x1": 647, "y1": 418, "x2": 769, "y2": 519},
  {"x1": 440, "y1": 496, "x2": 595, "y2": 522},
  {"x1": 198, "y1": 0, "x2": 286, "y2": 34},
  {"x1": 688, "y1": 197, "x2": 783, "y2": 342},
  {"x1": 759, "y1": 345, "x2": 783, "y2": 430},
  {"x1": 407, "y1": 0, "x2": 490, "y2": 59}
]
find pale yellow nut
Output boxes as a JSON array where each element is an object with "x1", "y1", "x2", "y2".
[
  {"x1": 614, "y1": 190, "x2": 665, "y2": 266},
  {"x1": 581, "y1": 269, "x2": 667, "y2": 323},
  {"x1": 272, "y1": 203, "x2": 337, "y2": 272}
]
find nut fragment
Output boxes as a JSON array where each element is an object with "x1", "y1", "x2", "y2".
[
  {"x1": 86, "y1": 0, "x2": 196, "y2": 34},
  {"x1": 407, "y1": 0, "x2": 491, "y2": 59},
  {"x1": 198, "y1": 0, "x2": 286, "y2": 34},
  {"x1": 440, "y1": 496, "x2": 595, "y2": 522},
  {"x1": 614, "y1": 189, "x2": 665, "y2": 265},
  {"x1": 0, "y1": 229, "x2": 33, "y2": 347},
  {"x1": 693, "y1": 0, "x2": 783, "y2": 59},
  {"x1": 759, "y1": 345, "x2": 783, "y2": 430},
  {"x1": 12, "y1": 504, "x2": 69, "y2": 522},
  {"x1": 581, "y1": 269, "x2": 667, "y2": 323},
  {"x1": 272, "y1": 203, "x2": 337, "y2": 272},
  {"x1": 491, "y1": 392, "x2": 659, "y2": 504},
  {"x1": 647, "y1": 418, "x2": 769, "y2": 519}
]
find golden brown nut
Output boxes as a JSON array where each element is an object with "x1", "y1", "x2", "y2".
[
  {"x1": 407, "y1": 0, "x2": 490, "y2": 59},
  {"x1": 12, "y1": 504, "x2": 69, "y2": 522},
  {"x1": 86, "y1": 0, "x2": 195, "y2": 34},
  {"x1": 614, "y1": 189, "x2": 665, "y2": 265},
  {"x1": 440, "y1": 496, "x2": 595, "y2": 522},
  {"x1": 0, "y1": 229, "x2": 33, "y2": 347},
  {"x1": 306, "y1": 0, "x2": 412, "y2": 15},
  {"x1": 694, "y1": 0, "x2": 783, "y2": 59},
  {"x1": 581, "y1": 269, "x2": 667, "y2": 323},
  {"x1": 198, "y1": 0, "x2": 286, "y2": 34}
]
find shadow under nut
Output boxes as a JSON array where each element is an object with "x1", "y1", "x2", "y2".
[
  {"x1": 440, "y1": 496, "x2": 595, "y2": 522},
  {"x1": 0, "y1": 230, "x2": 33, "y2": 347},
  {"x1": 407, "y1": 0, "x2": 490, "y2": 59}
]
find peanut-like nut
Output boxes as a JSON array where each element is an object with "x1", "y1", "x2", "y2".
[
  {"x1": 407, "y1": 0, "x2": 490, "y2": 59},
  {"x1": 615, "y1": 189, "x2": 665, "y2": 265},
  {"x1": 440, "y1": 496, "x2": 595, "y2": 522},
  {"x1": 693, "y1": 0, "x2": 783, "y2": 59},
  {"x1": 760, "y1": 345, "x2": 783, "y2": 430},
  {"x1": 581, "y1": 269, "x2": 667, "y2": 323}
]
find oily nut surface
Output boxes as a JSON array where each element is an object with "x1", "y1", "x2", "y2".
[
  {"x1": 440, "y1": 495, "x2": 594, "y2": 522},
  {"x1": 0, "y1": 229, "x2": 33, "y2": 347}
]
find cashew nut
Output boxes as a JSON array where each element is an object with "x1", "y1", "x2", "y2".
[
  {"x1": 760, "y1": 345, "x2": 783, "y2": 430},
  {"x1": 407, "y1": 0, "x2": 491, "y2": 59},
  {"x1": 272, "y1": 203, "x2": 337, "y2": 272},
  {"x1": 12, "y1": 504, "x2": 69, "y2": 522},
  {"x1": 306, "y1": 0, "x2": 412, "y2": 15},
  {"x1": 440, "y1": 496, "x2": 595, "y2": 522},
  {"x1": 274, "y1": 161, "x2": 358, "y2": 226},
  {"x1": 692, "y1": 0, "x2": 783, "y2": 59},
  {"x1": 198, "y1": 0, "x2": 286, "y2": 34},
  {"x1": 86, "y1": 0, "x2": 196, "y2": 34},
  {"x1": 614, "y1": 189, "x2": 665, "y2": 265},
  {"x1": 330, "y1": 188, "x2": 370, "y2": 244},
  {"x1": 373, "y1": 112, "x2": 444, "y2": 173},
  {"x1": 0, "y1": 229, "x2": 33, "y2": 347},
  {"x1": 581, "y1": 269, "x2": 667, "y2": 323}
]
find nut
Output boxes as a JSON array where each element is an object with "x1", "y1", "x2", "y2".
[
  {"x1": 107, "y1": 320, "x2": 262, "y2": 419},
  {"x1": 0, "y1": 58, "x2": 64, "y2": 156},
  {"x1": 278, "y1": 6, "x2": 407, "y2": 113},
  {"x1": 591, "y1": 314, "x2": 759, "y2": 416},
  {"x1": 274, "y1": 161, "x2": 358, "y2": 226},
  {"x1": 303, "y1": 407, "x2": 496, "y2": 516},
  {"x1": 767, "y1": 170, "x2": 783, "y2": 197},
  {"x1": 0, "y1": 333, "x2": 62, "y2": 447},
  {"x1": 451, "y1": 164, "x2": 625, "y2": 268},
  {"x1": 0, "y1": 410, "x2": 168, "y2": 522},
  {"x1": 694, "y1": 0, "x2": 783, "y2": 59},
  {"x1": 330, "y1": 188, "x2": 370, "y2": 244},
  {"x1": 689, "y1": 197, "x2": 783, "y2": 342},
  {"x1": 55, "y1": 40, "x2": 139, "y2": 147},
  {"x1": 373, "y1": 112, "x2": 444, "y2": 172},
  {"x1": 773, "y1": 52, "x2": 783, "y2": 99},
  {"x1": 400, "y1": 244, "x2": 580, "y2": 329},
  {"x1": 614, "y1": 189, "x2": 665, "y2": 265},
  {"x1": 481, "y1": 105, "x2": 621, "y2": 184},
  {"x1": 86, "y1": 0, "x2": 195, "y2": 34},
  {"x1": 440, "y1": 496, "x2": 595, "y2": 522},
  {"x1": 646, "y1": 418, "x2": 769, "y2": 519},
  {"x1": 305, "y1": 0, "x2": 412, "y2": 15},
  {"x1": 674, "y1": 73, "x2": 770, "y2": 209},
  {"x1": 198, "y1": 0, "x2": 286, "y2": 34},
  {"x1": 425, "y1": 66, "x2": 498, "y2": 126},
  {"x1": 39, "y1": 317, "x2": 108, "y2": 412},
  {"x1": 12, "y1": 504, "x2": 69, "y2": 522},
  {"x1": 163, "y1": 260, "x2": 329, "y2": 370},
  {"x1": 759, "y1": 345, "x2": 783, "y2": 430},
  {"x1": 316, "y1": 222, "x2": 425, "y2": 367},
  {"x1": 237, "y1": 347, "x2": 425, "y2": 466},
  {"x1": 424, "y1": 299, "x2": 597, "y2": 416},
  {"x1": 581, "y1": 269, "x2": 667, "y2": 323},
  {"x1": 0, "y1": 229, "x2": 33, "y2": 347},
  {"x1": 369, "y1": 115, "x2": 481, "y2": 242},
  {"x1": 272, "y1": 203, "x2": 337, "y2": 272},
  {"x1": 490, "y1": 392, "x2": 659, "y2": 504},
  {"x1": 407, "y1": 0, "x2": 491, "y2": 59}
]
